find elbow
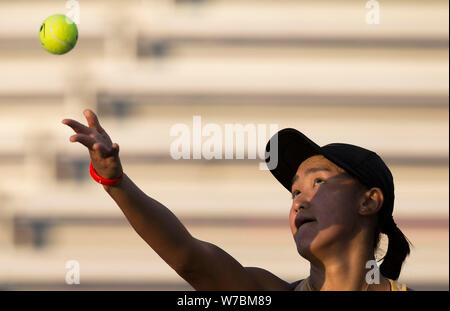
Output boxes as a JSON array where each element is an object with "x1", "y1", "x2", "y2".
[{"x1": 171, "y1": 238, "x2": 203, "y2": 278}]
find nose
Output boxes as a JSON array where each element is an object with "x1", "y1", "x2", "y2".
[{"x1": 293, "y1": 197, "x2": 310, "y2": 213}]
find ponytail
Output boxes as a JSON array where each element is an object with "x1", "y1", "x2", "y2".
[{"x1": 377, "y1": 216, "x2": 412, "y2": 280}]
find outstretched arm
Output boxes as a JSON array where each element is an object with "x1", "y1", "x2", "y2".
[{"x1": 62, "y1": 109, "x2": 288, "y2": 290}]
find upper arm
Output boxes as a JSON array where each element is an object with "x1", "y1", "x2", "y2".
[{"x1": 176, "y1": 238, "x2": 289, "y2": 291}]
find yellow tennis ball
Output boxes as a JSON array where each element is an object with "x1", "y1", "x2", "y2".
[{"x1": 39, "y1": 14, "x2": 78, "y2": 55}]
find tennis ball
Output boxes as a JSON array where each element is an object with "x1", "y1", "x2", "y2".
[{"x1": 39, "y1": 14, "x2": 78, "y2": 55}]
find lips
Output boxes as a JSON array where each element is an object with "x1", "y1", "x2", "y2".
[{"x1": 295, "y1": 215, "x2": 316, "y2": 229}]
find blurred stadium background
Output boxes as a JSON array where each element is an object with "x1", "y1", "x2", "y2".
[{"x1": 0, "y1": 0, "x2": 448, "y2": 290}]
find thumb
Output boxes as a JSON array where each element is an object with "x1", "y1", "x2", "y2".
[{"x1": 111, "y1": 143, "x2": 120, "y2": 156}]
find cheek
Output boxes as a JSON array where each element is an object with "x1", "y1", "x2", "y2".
[{"x1": 313, "y1": 188, "x2": 358, "y2": 228}]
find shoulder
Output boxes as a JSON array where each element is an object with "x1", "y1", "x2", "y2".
[{"x1": 244, "y1": 267, "x2": 293, "y2": 291}]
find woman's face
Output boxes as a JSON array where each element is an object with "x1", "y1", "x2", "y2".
[{"x1": 289, "y1": 155, "x2": 366, "y2": 261}]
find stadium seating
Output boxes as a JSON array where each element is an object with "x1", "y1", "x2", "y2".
[{"x1": 0, "y1": 0, "x2": 448, "y2": 290}]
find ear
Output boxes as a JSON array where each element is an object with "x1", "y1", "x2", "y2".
[{"x1": 358, "y1": 187, "x2": 384, "y2": 215}]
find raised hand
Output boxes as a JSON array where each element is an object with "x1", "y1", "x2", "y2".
[{"x1": 62, "y1": 109, "x2": 123, "y2": 179}]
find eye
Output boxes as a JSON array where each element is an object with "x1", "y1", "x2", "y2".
[
  {"x1": 291, "y1": 190, "x2": 301, "y2": 199},
  {"x1": 314, "y1": 178, "x2": 325, "y2": 186}
]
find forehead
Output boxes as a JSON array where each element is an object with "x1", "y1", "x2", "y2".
[{"x1": 296, "y1": 155, "x2": 343, "y2": 175}]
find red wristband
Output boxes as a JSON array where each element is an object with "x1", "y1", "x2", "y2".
[{"x1": 89, "y1": 162, "x2": 123, "y2": 186}]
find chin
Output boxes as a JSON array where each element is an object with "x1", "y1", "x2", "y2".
[
  {"x1": 294, "y1": 230, "x2": 332, "y2": 260},
  {"x1": 294, "y1": 231, "x2": 314, "y2": 258}
]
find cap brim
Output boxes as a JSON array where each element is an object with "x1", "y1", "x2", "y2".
[{"x1": 265, "y1": 128, "x2": 323, "y2": 192}]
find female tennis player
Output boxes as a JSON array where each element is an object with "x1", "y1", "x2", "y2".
[{"x1": 62, "y1": 109, "x2": 412, "y2": 291}]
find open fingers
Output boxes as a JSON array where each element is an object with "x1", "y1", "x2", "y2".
[
  {"x1": 70, "y1": 134, "x2": 113, "y2": 157},
  {"x1": 62, "y1": 119, "x2": 95, "y2": 135},
  {"x1": 70, "y1": 133, "x2": 97, "y2": 150},
  {"x1": 84, "y1": 109, "x2": 105, "y2": 133}
]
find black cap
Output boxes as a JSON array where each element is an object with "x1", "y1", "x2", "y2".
[{"x1": 265, "y1": 128, "x2": 395, "y2": 221}]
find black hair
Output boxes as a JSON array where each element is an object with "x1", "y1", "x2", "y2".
[{"x1": 374, "y1": 208, "x2": 413, "y2": 280}]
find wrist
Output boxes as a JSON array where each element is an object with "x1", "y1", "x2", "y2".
[{"x1": 90, "y1": 162, "x2": 123, "y2": 186}]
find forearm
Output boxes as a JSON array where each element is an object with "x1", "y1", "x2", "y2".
[{"x1": 103, "y1": 174, "x2": 194, "y2": 272}]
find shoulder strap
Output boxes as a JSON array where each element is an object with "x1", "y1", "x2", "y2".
[{"x1": 388, "y1": 279, "x2": 408, "y2": 291}]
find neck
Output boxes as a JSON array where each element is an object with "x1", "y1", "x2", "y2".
[{"x1": 307, "y1": 233, "x2": 384, "y2": 291}]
